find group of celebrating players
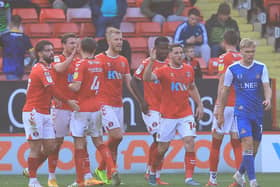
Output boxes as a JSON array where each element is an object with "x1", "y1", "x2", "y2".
[{"x1": 22, "y1": 26, "x2": 271, "y2": 187}]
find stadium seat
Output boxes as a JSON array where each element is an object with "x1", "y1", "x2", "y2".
[
  {"x1": 23, "y1": 23, "x2": 53, "y2": 38},
  {"x1": 124, "y1": 8, "x2": 150, "y2": 22},
  {"x1": 195, "y1": 57, "x2": 207, "y2": 73},
  {"x1": 268, "y1": 4, "x2": 280, "y2": 25},
  {"x1": 0, "y1": 57, "x2": 2, "y2": 70},
  {"x1": 162, "y1": 21, "x2": 182, "y2": 36},
  {"x1": 120, "y1": 22, "x2": 136, "y2": 36},
  {"x1": 135, "y1": 22, "x2": 161, "y2": 36},
  {"x1": 131, "y1": 52, "x2": 148, "y2": 70},
  {"x1": 31, "y1": 38, "x2": 62, "y2": 53},
  {"x1": 208, "y1": 57, "x2": 219, "y2": 75},
  {"x1": 125, "y1": 37, "x2": 148, "y2": 52},
  {"x1": 31, "y1": 0, "x2": 51, "y2": 7},
  {"x1": 53, "y1": 23, "x2": 80, "y2": 37},
  {"x1": 127, "y1": 0, "x2": 137, "y2": 7},
  {"x1": 136, "y1": 0, "x2": 143, "y2": 7},
  {"x1": 12, "y1": 8, "x2": 38, "y2": 23},
  {"x1": 80, "y1": 23, "x2": 96, "y2": 37},
  {"x1": 39, "y1": 8, "x2": 66, "y2": 23},
  {"x1": 66, "y1": 8, "x2": 92, "y2": 23}
]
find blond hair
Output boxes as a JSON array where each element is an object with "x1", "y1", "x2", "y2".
[
  {"x1": 105, "y1": 27, "x2": 122, "y2": 40},
  {"x1": 240, "y1": 38, "x2": 256, "y2": 49}
]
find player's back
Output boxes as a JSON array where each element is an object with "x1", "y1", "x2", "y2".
[
  {"x1": 218, "y1": 50, "x2": 242, "y2": 106},
  {"x1": 73, "y1": 58, "x2": 104, "y2": 112}
]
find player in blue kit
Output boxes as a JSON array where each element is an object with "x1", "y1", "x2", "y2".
[{"x1": 217, "y1": 38, "x2": 272, "y2": 187}]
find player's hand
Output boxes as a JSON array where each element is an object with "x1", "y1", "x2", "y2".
[
  {"x1": 195, "y1": 35, "x2": 202, "y2": 43},
  {"x1": 67, "y1": 100, "x2": 80, "y2": 111},
  {"x1": 263, "y1": 99, "x2": 271, "y2": 111},
  {"x1": 217, "y1": 112, "x2": 224, "y2": 128},
  {"x1": 186, "y1": 36, "x2": 196, "y2": 44},
  {"x1": 213, "y1": 105, "x2": 219, "y2": 119},
  {"x1": 195, "y1": 104, "x2": 204, "y2": 121},
  {"x1": 140, "y1": 101, "x2": 149, "y2": 114},
  {"x1": 149, "y1": 47, "x2": 157, "y2": 62}
]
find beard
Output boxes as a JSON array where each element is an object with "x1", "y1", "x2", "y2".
[{"x1": 43, "y1": 56, "x2": 54, "y2": 64}]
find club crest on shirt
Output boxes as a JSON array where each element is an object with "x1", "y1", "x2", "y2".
[
  {"x1": 170, "y1": 72, "x2": 175, "y2": 77},
  {"x1": 107, "y1": 62, "x2": 112, "y2": 67},
  {"x1": 237, "y1": 74, "x2": 243, "y2": 79},
  {"x1": 240, "y1": 128, "x2": 246, "y2": 134},
  {"x1": 186, "y1": 71, "x2": 191, "y2": 77},
  {"x1": 73, "y1": 72, "x2": 79, "y2": 79},
  {"x1": 121, "y1": 61, "x2": 126, "y2": 67},
  {"x1": 238, "y1": 105, "x2": 244, "y2": 110},
  {"x1": 256, "y1": 74, "x2": 260, "y2": 79},
  {"x1": 218, "y1": 64, "x2": 224, "y2": 71},
  {"x1": 135, "y1": 64, "x2": 144, "y2": 75}
]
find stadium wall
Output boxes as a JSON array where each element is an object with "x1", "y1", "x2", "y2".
[{"x1": 0, "y1": 133, "x2": 279, "y2": 174}]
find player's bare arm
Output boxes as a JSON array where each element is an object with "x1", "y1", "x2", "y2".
[
  {"x1": 217, "y1": 86, "x2": 230, "y2": 127},
  {"x1": 143, "y1": 50, "x2": 158, "y2": 82},
  {"x1": 214, "y1": 73, "x2": 225, "y2": 118},
  {"x1": 54, "y1": 47, "x2": 77, "y2": 73},
  {"x1": 130, "y1": 77, "x2": 149, "y2": 114},
  {"x1": 263, "y1": 82, "x2": 272, "y2": 111},
  {"x1": 188, "y1": 83, "x2": 204, "y2": 121},
  {"x1": 68, "y1": 81, "x2": 81, "y2": 92}
]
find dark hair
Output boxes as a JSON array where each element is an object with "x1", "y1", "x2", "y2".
[
  {"x1": 169, "y1": 43, "x2": 183, "y2": 52},
  {"x1": 154, "y1": 36, "x2": 169, "y2": 47},
  {"x1": 11, "y1": 15, "x2": 22, "y2": 27},
  {"x1": 188, "y1": 7, "x2": 200, "y2": 17},
  {"x1": 223, "y1": 30, "x2": 239, "y2": 46},
  {"x1": 80, "y1": 37, "x2": 97, "y2": 54},
  {"x1": 184, "y1": 44, "x2": 194, "y2": 50},
  {"x1": 61, "y1": 33, "x2": 77, "y2": 44},
  {"x1": 217, "y1": 2, "x2": 231, "y2": 15},
  {"x1": 35, "y1": 40, "x2": 53, "y2": 59}
]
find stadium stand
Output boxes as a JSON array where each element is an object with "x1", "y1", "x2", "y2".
[
  {"x1": 120, "y1": 22, "x2": 136, "y2": 37},
  {"x1": 135, "y1": 22, "x2": 161, "y2": 36},
  {"x1": 53, "y1": 23, "x2": 80, "y2": 37},
  {"x1": 23, "y1": 23, "x2": 53, "y2": 38},
  {"x1": 80, "y1": 23, "x2": 96, "y2": 37},
  {"x1": 39, "y1": 8, "x2": 66, "y2": 23},
  {"x1": 12, "y1": 8, "x2": 38, "y2": 23},
  {"x1": 66, "y1": 8, "x2": 91, "y2": 23},
  {"x1": 31, "y1": 0, "x2": 51, "y2": 8}
]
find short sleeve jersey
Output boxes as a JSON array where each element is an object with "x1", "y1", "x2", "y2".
[
  {"x1": 72, "y1": 58, "x2": 104, "y2": 112},
  {"x1": 23, "y1": 63, "x2": 55, "y2": 114},
  {"x1": 134, "y1": 57, "x2": 168, "y2": 111},
  {"x1": 218, "y1": 51, "x2": 242, "y2": 106},
  {"x1": 95, "y1": 53, "x2": 130, "y2": 107},
  {"x1": 224, "y1": 61, "x2": 269, "y2": 118},
  {"x1": 154, "y1": 64, "x2": 195, "y2": 118},
  {"x1": 51, "y1": 55, "x2": 78, "y2": 110}
]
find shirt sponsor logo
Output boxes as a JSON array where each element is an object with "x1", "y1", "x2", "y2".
[
  {"x1": 89, "y1": 67, "x2": 103, "y2": 72},
  {"x1": 54, "y1": 56, "x2": 61, "y2": 63},
  {"x1": 238, "y1": 82, "x2": 258, "y2": 89},
  {"x1": 170, "y1": 82, "x2": 187, "y2": 91},
  {"x1": 107, "y1": 70, "x2": 122, "y2": 79},
  {"x1": 73, "y1": 72, "x2": 78, "y2": 80}
]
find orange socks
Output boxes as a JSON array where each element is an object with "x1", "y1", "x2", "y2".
[
  {"x1": 209, "y1": 137, "x2": 222, "y2": 172},
  {"x1": 185, "y1": 152, "x2": 196, "y2": 179}
]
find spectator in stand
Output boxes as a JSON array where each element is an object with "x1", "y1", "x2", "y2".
[
  {"x1": 9, "y1": 0, "x2": 41, "y2": 14},
  {"x1": 206, "y1": 2, "x2": 239, "y2": 58},
  {"x1": 174, "y1": 7, "x2": 210, "y2": 64},
  {"x1": 184, "y1": 45, "x2": 202, "y2": 82},
  {"x1": 0, "y1": 1, "x2": 10, "y2": 35},
  {"x1": 0, "y1": 15, "x2": 34, "y2": 80},
  {"x1": 95, "y1": 27, "x2": 131, "y2": 68},
  {"x1": 141, "y1": 0, "x2": 187, "y2": 25},
  {"x1": 49, "y1": 0, "x2": 89, "y2": 12},
  {"x1": 89, "y1": 0, "x2": 127, "y2": 37}
]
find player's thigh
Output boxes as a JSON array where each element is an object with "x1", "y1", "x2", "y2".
[
  {"x1": 22, "y1": 110, "x2": 44, "y2": 140},
  {"x1": 87, "y1": 111, "x2": 103, "y2": 138},
  {"x1": 224, "y1": 107, "x2": 238, "y2": 133},
  {"x1": 142, "y1": 110, "x2": 160, "y2": 135},
  {"x1": 42, "y1": 114, "x2": 56, "y2": 139},
  {"x1": 101, "y1": 105, "x2": 123, "y2": 132},
  {"x1": 177, "y1": 115, "x2": 197, "y2": 138},
  {"x1": 235, "y1": 116, "x2": 253, "y2": 139},
  {"x1": 70, "y1": 112, "x2": 89, "y2": 137},
  {"x1": 51, "y1": 108, "x2": 71, "y2": 137},
  {"x1": 157, "y1": 118, "x2": 177, "y2": 142}
]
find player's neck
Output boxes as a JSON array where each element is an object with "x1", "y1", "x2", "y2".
[
  {"x1": 226, "y1": 46, "x2": 237, "y2": 52},
  {"x1": 82, "y1": 53, "x2": 94, "y2": 59},
  {"x1": 62, "y1": 51, "x2": 71, "y2": 58},
  {"x1": 169, "y1": 62, "x2": 182, "y2": 69},
  {"x1": 38, "y1": 60, "x2": 49, "y2": 66},
  {"x1": 240, "y1": 59, "x2": 253, "y2": 67},
  {"x1": 106, "y1": 49, "x2": 119, "y2": 58}
]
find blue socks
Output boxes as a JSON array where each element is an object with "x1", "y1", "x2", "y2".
[{"x1": 239, "y1": 150, "x2": 255, "y2": 181}]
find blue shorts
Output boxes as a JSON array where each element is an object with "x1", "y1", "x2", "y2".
[{"x1": 235, "y1": 115, "x2": 263, "y2": 141}]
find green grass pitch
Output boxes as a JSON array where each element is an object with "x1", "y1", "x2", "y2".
[{"x1": 0, "y1": 173, "x2": 279, "y2": 187}]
